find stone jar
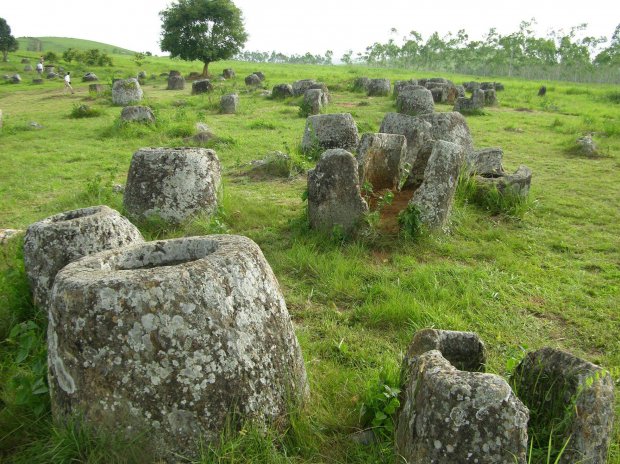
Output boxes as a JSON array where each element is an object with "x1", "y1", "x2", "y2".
[
  {"x1": 123, "y1": 147, "x2": 222, "y2": 224},
  {"x1": 23, "y1": 206, "x2": 144, "y2": 310},
  {"x1": 48, "y1": 235, "x2": 308, "y2": 460}
]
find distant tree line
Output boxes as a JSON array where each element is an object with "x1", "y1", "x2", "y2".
[
  {"x1": 346, "y1": 20, "x2": 620, "y2": 83},
  {"x1": 235, "y1": 20, "x2": 619, "y2": 83},
  {"x1": 235, "y1": 50, "x2": 334, "y2": 65},
  {"x1": 62, "y1": 48, "x2": 113, "y2": 66}
]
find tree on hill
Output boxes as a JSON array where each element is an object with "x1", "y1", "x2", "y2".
[
  {"x1": 159, "y1": 0, "x2": 248, "y2": 77},
  {"x1": 0, "y1": 18, "x2": 18, "y2": 62}
]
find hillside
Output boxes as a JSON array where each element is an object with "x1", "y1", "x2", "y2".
[{"x1": 16, "y1": 36, "x2": 136, "y2": 55}]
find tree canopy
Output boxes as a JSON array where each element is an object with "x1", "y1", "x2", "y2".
[
  {"x1": 160, "y1": 0, "x2": 247, "y2": 76},
  {"x1": 0, "y1": 17, "x2": 18, "y2": 62}
]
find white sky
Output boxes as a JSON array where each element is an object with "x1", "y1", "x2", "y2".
[{"x1": 2, "y1": 0, "x2": 618, "y2": 59}]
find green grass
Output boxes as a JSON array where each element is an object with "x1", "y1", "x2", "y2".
[{"x1": 0, "y1": 53, "x2": 619, "y2": 463}]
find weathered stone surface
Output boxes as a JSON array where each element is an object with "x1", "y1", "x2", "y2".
[
  {"x1": 112, "y1": 78, "x2": 143, "y2": 106},
  {"x1": 396, "y1": 350, "x2": 529, "y2": 463},
  {"x1": 44, "y1": 65, "x2": 54, "y2": 73},
  {"x1": 23, "y1": 206, "x2": 143, "y2": 310},
  {"x1": 123, "y1": 147, "x2": 222, "y2": 224},
  {"x1": 484, "y1": 88, "x2": 497, "y2": 106},
  {"x1": 272, "y1": 83, "x2": 294, "y2": 99},
  {"x1": 11, "y1": 74, "x2": 21, "y2": 84},
  {"x1": 0, "y1": 228, "x2": 23, "y2": 244},
  {"x1": 475, "y1": 165, "x2": 532, "y2": 197},
  {"x1": 187, "y1": 71, "x2": 201, "y2": 80},
  {"x1": 393, "y1": 79, "x2": 418, "y2": 97},
  {"x1": 396, "y1": 86, "x2": 434, "y2": 116},
  {"x1": 455, "y1": 85, "x2": 466, "y2": 98},
  {"x1": 167, "y1": 75, "x2": 185, "y2": 90},
  {"x1": 88, "y1": 83, "x2": 108, "y2": 94},
  {"x1": 245, "y1": 73, "x2": 261, "y2": 86},
  {"x1": 576, "y1": 134, "x2": 598, "y2": 156},
  {"x1": 467, "y1": 147, "x2": 504, "y2": 175},
  {"x1": 253, "y1": 71, "x2": 265, "y2": 81},
  {"x1": 538, "y1": 85, "x2": 547, "y2": 96},
  {"x1": 367, "y1": 78, "x2": 390, "y2": 96},
  {"x1": 308, "y1": 82, "x2": 330, "y2": 104},
  {"x1": 191, "y1": 79, "x2": 213, "y2": 95},
  {"x1": 32, "y1": 78, "x2": 44, "y2": 84},
  {"x1": 82, "y1": 72, "x2": 98, "y2": 82},
  {"x1": 292, "y1": 79, "x2": 317, "y2": 96},
  {"x1": 48, "y1": 235, "x2": 308, "y2": 461},
  {"x1": 137, "y1": 71, "x2": 147, "y2": 79},
  {"x1": 302, "y1": 113, "x2": 359, "y2": 153},
  {"x1": 410, "y1": 140, "x2": 463, "y2": 230},
  {"x1": 46, "y1": 72, "x2": 57, "y2": 79},
  {"x1": 429, "y1": 84, "x2": 449, "y2": 103},
  {"x1": 352, "y1": 76, "x2": 370, "y2": 91},
  {"x1": 463, "y1": 81, "x2": 481, "y2": 92},
  {"x1": 512, "y1": 348, "x2": 615, "y2": 464},
  {"x1": 24, "y1": 64, "x2": 33, "y2": 72},
  {"x1": 356, "y1": 133, "x2": 407, "y2": 190},
  {"x1": 417, "y1": 111, "x2": 474, "y2": 163},
  {"x1": 404, "y1": 328, "x2": 487, "y2": 373},
  {"x1": 222, "y1": 68, "x2": 235, "y2": 79},
  {"x1": 303, "y1": 89, "x2": 324, "y2": 115},
  {"x1": 120, "y1": 106, "x2": 155, "y2": 124},
  {"x1": 379, "y1": 112, "x2": 433, "y2": 189},
  {"x1": 169, "y1": 70, "x2": 181, "y2": 77},
  {"x1": 220, "y1": 93, "x2": 238, "y2": 114},
  {"x1": 308, "y1": 149, "x2": 368, "y2": 234},
  {"x1": 454, "y1": 88, "x2": 485, "y2": 113}
]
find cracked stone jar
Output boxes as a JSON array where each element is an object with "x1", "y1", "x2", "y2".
[
  {"x1": 23, "y1": 205, "x2": 144, "y2": 310},
  {"x1": 48, "y1": 235, "x2": 308, "y2": 460}
]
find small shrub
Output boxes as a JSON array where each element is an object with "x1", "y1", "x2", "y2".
[
  {"x1": 359, "y1": 368, "x2": 401, "y2": 439},
  {"x1": 248, "y1": 120, "x2": 278, "y2": 130},
  {"x1": 298, "y1": 99, "x2": 314, "y2": 118},
  {"x1": 69, "y1": 104, "x2": 102, "y2": 119},
  {"x1": 398, "y1": 203, "x2": 423, "y2": 239},
  {"x1": 603, "y1": 91, "x2": 620, "y2": 104}
]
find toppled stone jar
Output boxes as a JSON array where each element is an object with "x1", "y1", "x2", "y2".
[
  {"x1": 48, "y1": 235, "x2": 309, "y2": 460},
  {"x1": 123, "y1": 147, "x2": 222, "y2": 224},
  {"x1": 23, "y1": 206, "x2": 144, "y2": 310}
]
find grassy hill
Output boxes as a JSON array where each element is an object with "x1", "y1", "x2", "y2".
[
  {"x1": 0, "y1": 55, "x2": 619, "y2": 462},
  {"x1": 16, "y1": 36, "x2": 136, "y2": 56}
]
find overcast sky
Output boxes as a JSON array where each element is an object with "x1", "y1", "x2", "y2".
[{"x1": 2, "y1": 0, "x2": 618, "y2": 59}]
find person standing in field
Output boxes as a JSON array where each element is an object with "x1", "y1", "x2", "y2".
[
  {"x1": 63, "y1": 72, "x2": 74, "y2": 94},
  {"x1": 36, "y1": 59, "x2": 43, "y2": 76}
]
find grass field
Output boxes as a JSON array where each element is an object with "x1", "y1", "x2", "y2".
[
  {"x1": 15, "y1": 37, "x2": 135, "y2": 56},
  {"x1": 1, "y1": 48, "x2": 619, "y2": 463}
]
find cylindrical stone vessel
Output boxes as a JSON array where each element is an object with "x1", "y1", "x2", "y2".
[
  {"x1": 220, "y1": 93, "x2": 239, "y2": 114},
  {"x1": 123, "y1": 147, "x2": 221, "y2": 224},
  {"x1": 167, "y1": 75, "x2": 185, "y2": 90},
  {"x1": 112, "y1": 78, "x2": 143, "y2": 106},
  {"x1": 48, "y1": 235, "x2": 308, "y2": 460},
  {"x1": 23, "y1": 206, "x2": 144, "y2": 310}
]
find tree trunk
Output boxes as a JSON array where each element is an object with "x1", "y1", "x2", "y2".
[
  {"x1": 2, "y1": 51, "x2": 7, "y2": 62},
  {"x1": 201, "y1": 61, "x2": 210, "y2": 78}
]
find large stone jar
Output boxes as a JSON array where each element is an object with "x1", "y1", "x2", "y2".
[
  {"x1": 123, "y1": 147, "x2": 221, "y2": 224},
  {"x1": 23, "y1": 206, "x2": 144, "y2": 310},
  {"x1": 112, "y1": 78, "x2": 143, "y2": 106},
  {"x1": 48, "y1": 235, "x2": 309, "y2": 460}
]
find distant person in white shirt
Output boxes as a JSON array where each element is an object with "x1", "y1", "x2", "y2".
[
  {"x1": 36, "y1": 60, "x2": 43, "y2": 75},
  {"x1": 64, "y1": 72, "x2": 74, "y2": 94}
]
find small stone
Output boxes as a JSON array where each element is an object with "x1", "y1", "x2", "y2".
[
  {"x1": 222, "y1": 68, "x2": 235, "y2": 79},
  {"x1": 120, "y1": 106, "x2": 155, "y2": 123},
  {"x1": 484, "y1": 89, "x2": 497, "y2": 106},
  {"x1": 191, "y1": 79, "x2": 213, "y2": 95},
  {"x1": 272, "y1": 84, "x2": 294, "y2": 99},
  {"x1": 220, "y1": 94, "x2": 238, "y2": 114},
  {"x1": 576, "y1": 134, "x2": 598, "y2": 157},
  {"x1": 467, "y1": 147, "x2": 504, "y2": 176},
  {"x1": 292, "y1": 79, "x2": 317, "y2": 96},
  {"x1": 474, "y1": 165, "x2": 532, "y2": 198},
  {"x1": 11, "y1": 74, "x2": 21, "y2": 84},
  {"x1": 303, "y1": 89, "x2": 324, "y2": 115},
  {"x1": 82, "y1": 72, "x2": 98, "y2": 82},
  {"x1": 245, "y1": 74, "x2": 261, "y2": 86},
  {"x1": 0, "y1": 228, "x2": 23, "y2": 244}
]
